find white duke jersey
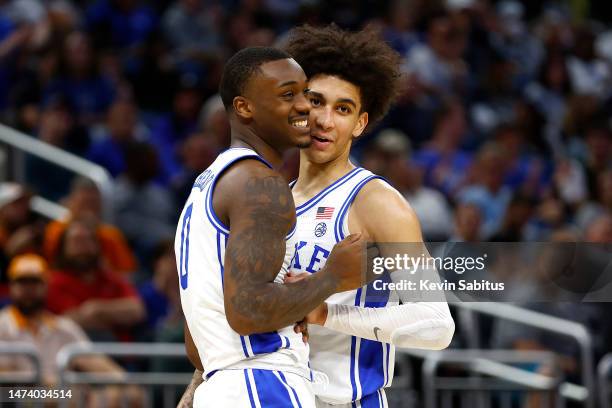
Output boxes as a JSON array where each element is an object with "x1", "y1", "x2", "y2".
[
  {"x1": 175, "y1": 147, "x2": 309, "y2": 380},
  {"x1": 290, "y1": 167, "x2": 400, "y2": 405}
]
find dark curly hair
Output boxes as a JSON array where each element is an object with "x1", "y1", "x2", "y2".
[{"x1": 283, "y1": 24, "x2": 401, "y2": 129}]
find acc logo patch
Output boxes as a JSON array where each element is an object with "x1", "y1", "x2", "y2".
[{"x1": 314, "y1": 222, "x2": 327, "y2": 237}]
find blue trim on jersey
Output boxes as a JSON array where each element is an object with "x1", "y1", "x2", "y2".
[
  {"x1": 295, "y1": 168, "x2": 364, "y2": 215},
  {"x1": 278, "y1": 371, "x2": 303, "y2": 408},
  {"x1": 384, "y1": 343, "x2": 391, "y2": 387},
  {"x1": 349, "y1": 287, "x2": 362, "y2": 401},
  {"x1": 216, "y1": 231, "x2": 224, "y2": 286},
  {"x1": 358, "y1": 340, "x2": 386, "y2": 399},
  {"x1": 286, "y1": 222, "x2": 297, "y2": 241},
  {"x1": 334, "y1": 175, "x2": 384, "y2": 242},
  {"x1": 251, "y1": 369, "x2": 295, "y2": 407},
  {"x1": 240, "y1": 336, "x2": 250, "y2": 357},
  {"x1": 248, "y1": 332, "x2": 287, "y2": 355},
  {"x1": 359, "y1": 389, "x2": 384, "y2": 408},
  {"x1": 205, "y1": 154, "x2": 273, "y2": 234},
  {"x1": 289, "y1": 179, "x2": 297, "y2": 188},
  {"x1": 244, "y1": 369, "x2": 257, "y2": 408}
]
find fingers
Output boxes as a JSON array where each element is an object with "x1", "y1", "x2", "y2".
[
  {"x1": 284, "y1": 271, "x2": 308, "y2": 284},
  {"x1": 342, "y1": 232, "x2": 362, "y2": 244}
]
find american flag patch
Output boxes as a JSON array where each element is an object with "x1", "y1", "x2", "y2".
[{"x1": 316, "y1": 206, "x2": 335, "y2": 219}]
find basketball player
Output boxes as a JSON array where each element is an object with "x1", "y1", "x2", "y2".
[
  {"x1": 175, "y1": 47, "x2": 369, "y2": 408},
  {"x1": 283, "y1": 25, "x2": 455, "y2": 407}
]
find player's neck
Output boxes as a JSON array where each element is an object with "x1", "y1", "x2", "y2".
[
  {"x1": 296, "y1": 151, "x2": 355, "y2": 195},
  {"x1": 229, "y1": 127, "x2": 284, "y2": 168}
]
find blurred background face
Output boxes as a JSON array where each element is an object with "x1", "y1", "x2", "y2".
[
  {"x1": 455, "y1": 203, "x2": 481, "y2": 241},
  {"x1": 62, "y1": 223, "x2": 100, "y2": 271},
  {"x1": 0, "y1": 196, "x2": 31, "y2": 230},
  {"x1": 64, "y1": 32, "x2": 93, "y2": 74},
  {"x1": 10, "y1": 278, "x2": 47, "y2": 316},
  {"x1": 304, "y1": 75, "x2": 366, "y2": 165},
  {"x1": 107, "y1": 101, "x2": 136, "y2": 141},
  {"x1": 69, "y1": 187, "x2": 102, "y2": 219},
  {"x1": 244, "y1": 59, "x2": 311, "y2": 150}
]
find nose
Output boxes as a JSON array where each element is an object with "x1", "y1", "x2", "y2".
[
  {"x1": 294, "y1": 91, "x2": 310, "y2": 115},
  {"x1": 314, "y1": 107, "x2": 334, "y2": 131}
]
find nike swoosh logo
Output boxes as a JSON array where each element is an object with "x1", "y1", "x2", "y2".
[{"x1": 373, "y1": 326, "x2": 381, "y2": 341}]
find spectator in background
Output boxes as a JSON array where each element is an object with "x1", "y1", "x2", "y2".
[
  {"x1": 44, "y1": 177, "x2": 137, "y2": 274},
  {"x1": 85, "y1": 0, "x2": 156, "y2": 50},
  {"x1": 43, "y1": 32, "x2": 115, "y2": 124},
  {"x1": 413, "y1": 99, "x2": 472, "y2": 197},
  {"x1": 86, "y1": 99, "x2": 141, "y2": 177},
  {"x1": 138, "y1": 240, "x2": 181, "y2": 339},
  {"x1": 113, "y1": 142, "x2": 175, "y2": 257},
  {"x1": 584, "y1": 213, "x2": 612, "y2": 244},
  {"x1": 162, "y1": 0, "x2": 222, "y2": 70},
  {"x1": 46, "y1": 219, "x2": 145, "y2": 340},
  {"x1": 567, "y1": 25, "x2": 612, "y2": 100},
  {"x1": 493, "y1": 123, "x2": 550, "y2": 197},
  {"x1": 404, "y1": 10, "x2": 468, "y2": 98},
  {"x1": 575, "y1": 169, "x2": 612, "y2": 230},
  {"x1": 458, "y1": 142, "x2": 513, "y2": 239},
  {"x1": 0, "y1": 183, "x2": 44, "y2": 265},
  {"x1": 449, "y1": 202, "x2": 482, "y2": 242},
  {"x1": 171, "y1": 133, "x2": 217, "y2": 208},
  {"x1": 25, "y1": 95, "x2": 90, "y2": 201},
  {"x1": 369, "y1": 129, "x2": 454, "y2": 241},
  {"x1": 198, "y1": 94, "x2": 230, "y2": 149},
  {"x1": 490, "y1": 193, "x2": 535, "y2": 241},
  {"x1": 581, "y1": 124, "x2": 612, "y2": 199},
  {"x1": 0, "y1": 255, "x2": 123, "y2": 386},
  {"x1": 148, "y1": 77, "x2": 203, "y2": 183}
]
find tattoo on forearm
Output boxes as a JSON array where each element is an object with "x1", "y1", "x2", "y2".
[
  {"x1": 177, "y1": 369, "x2": 203, "y2": 408},
  {"x1": 225, "y1": 175, "x2": 335, "y2": 332}
]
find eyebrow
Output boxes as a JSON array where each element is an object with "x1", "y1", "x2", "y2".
[
  {"x1": 278, "y1": 80, "x2": 298, "y2": 88},
  {"x1": 306, "y1": 90, "x2": 357, "y2": 108}
]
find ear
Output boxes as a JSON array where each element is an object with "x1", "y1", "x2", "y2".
[
  {"x1": 352, "y1": 112, "x2": 369, "y2": 138},
  {"x1": 233, "y1": 96, "x2": 253, "y2": 119}
]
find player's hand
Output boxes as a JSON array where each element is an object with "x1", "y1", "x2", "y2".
[
  {"x1": 324, "y1": 233, "x2": 368, "y2": 292},
  {"x1": 284, "y1": 271, "x2": 308, "y2": 284},
  {"x1": 293, "y1": 318, "x2": 309, "y2": 344}
]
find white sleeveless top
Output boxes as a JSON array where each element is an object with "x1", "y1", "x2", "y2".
[
  {"x1": 175, "y1": 148, "x2": 308, "y2": 379},
  {"x1": 290, "y1": 167, "x2": 399, "y2": 404}
]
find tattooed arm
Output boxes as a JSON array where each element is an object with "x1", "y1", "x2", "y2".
[
  {"x1": 216, "y1": 161, "x2": 365, "y2": 335},
  {"x1": 177, "y1": 369, "x2": 203, "y2": 408}
]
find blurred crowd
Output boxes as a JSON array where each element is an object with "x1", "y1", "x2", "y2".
[{"x1": 0, "y1": 0, "x2": 610, "y2": 398}]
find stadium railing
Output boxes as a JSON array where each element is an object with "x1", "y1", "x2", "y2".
[
  {"x1": 56, "y1": 342, "x2": 191, "y2": 408},
  {"x1": 0, "y1": 123, "x2": 112, "y2": 220},
  {"x1": 0, "y1": 341, "x2": 41, "y2": 385},
  {"x1": 454, "y1": 302, "x2": 594, "y2": 407},
  {"x1": 398, "y1": 349, "x2": 564, "y2": 408},
  {"x1": 599, "y1": 353, "x2": 612, "y2": 408}
]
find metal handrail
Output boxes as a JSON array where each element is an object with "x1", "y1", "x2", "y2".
[
  {"x1": 57, "y1": 342, "x2": 192, "y2": 408},
  {"x1": 454, "y1": 302, "x2": 595, "y2": 408},
  {"x1": 30, "y1": 195, "x2": 69, "y2": 220},
  {"x1": 599, "y1": 353, "x2": 612, "y2": 408},
  {"x1": 398, "y1": 349, "x2": 564, "y2": 408},
  {"x1": 0, "y1": 123, "x2": 113, "y2": 219},
  {"x1": 0, "y1": 341, "x2": 41, "y2": 384}
]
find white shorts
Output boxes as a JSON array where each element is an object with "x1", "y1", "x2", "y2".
[
  {"x1": 315, "y1": 389, "x2": 388, "y2": 408},
  {"x1": 194, "y1": 368, "x2": 315, "y2": 408}
]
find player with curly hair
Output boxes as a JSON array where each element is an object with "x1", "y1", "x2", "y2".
[{"x1": 283, "y1": 24, "x2": 455, "y2": 408}]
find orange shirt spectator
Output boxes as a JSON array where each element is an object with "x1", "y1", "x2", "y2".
[
  {"x1": 46, "y1": 219, "x2": 145, "y2": 341},
  {"x1": 43, "y1": 177, "x2": 137, "y2": 274},
  {"x1": 44, "y1": 221, "x2": 136, "y2": 274}
]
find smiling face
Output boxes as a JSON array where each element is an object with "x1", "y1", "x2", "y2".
[
  {"x1": 304, "y1": 75, "x2": 368, "y2": 164},
  {"x1": 238, "y1": 58, "x2": 311, "y2": 151}
]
